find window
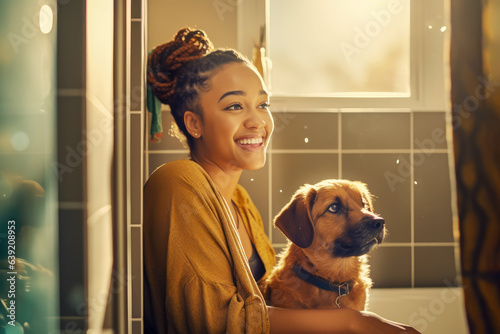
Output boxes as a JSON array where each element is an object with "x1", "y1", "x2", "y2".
[
  {"x1": 238, "y1": 0, "x2": 448, "y2": 109},
  {"x1": 269, "y1": 0, "x2": 411, "y2": 97}
]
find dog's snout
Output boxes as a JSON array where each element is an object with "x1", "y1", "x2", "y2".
[{"x1": 367, "y1": 217, "x2": 385, "y2": 230}]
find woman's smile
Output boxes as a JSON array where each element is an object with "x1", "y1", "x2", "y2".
[{"x1": 235, "y1": 135, "x2": 265, "y2": 151}]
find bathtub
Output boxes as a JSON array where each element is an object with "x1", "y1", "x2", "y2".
[{"x1": 368, "y1": 288, "x2": 469, "y2": 334}]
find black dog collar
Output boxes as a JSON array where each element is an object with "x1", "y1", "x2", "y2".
[{"x1": 292, "y1": 264, "x2": 353, "y2": 302}]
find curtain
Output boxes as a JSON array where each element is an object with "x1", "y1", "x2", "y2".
[{"x1": 450, "y1": 0, "x2": 500, "y2": 333}]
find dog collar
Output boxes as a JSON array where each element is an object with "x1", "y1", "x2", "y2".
[{"x1": 292, "y1": 264, "x2": 354, "y2": 307}]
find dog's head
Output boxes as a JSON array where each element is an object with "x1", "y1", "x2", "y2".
[{"x1": 274, "y1": 179, "x2": 386, "y2": 258}]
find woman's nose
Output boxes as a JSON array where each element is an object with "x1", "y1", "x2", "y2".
[{"x1": 244, "y1": 109, "x2": 267, "y2": 129}]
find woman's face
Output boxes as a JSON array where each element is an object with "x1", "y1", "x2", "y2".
[{"x1": 195, "y1": 62, "x2": 274, "y2": 172}]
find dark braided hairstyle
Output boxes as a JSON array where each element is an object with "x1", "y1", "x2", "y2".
[{"x1": 147, "y1": 27, "x2": 250, "y2": 151}]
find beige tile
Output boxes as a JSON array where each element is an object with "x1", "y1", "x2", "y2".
[
  {"x1": 131, "y1": 226, "x2": 142, "y2": 318},
  {"x1": 131, "y1": 21, "x2": 143, "y2": 111},
  {"x1": 131, "y1": 0, "x2": 142, "y2": 19},
  {"x1": 239, "y1": 160, "x2": 270, "y2": 237},
  {"x1": 414, "y1": 153, "x2": 454, "y2": 242},
  {"x1": 415, "y1": 246, "x2": 458, "y2": 287},
  {"x1": 342, "y1": 113, "x2": 410, "y2": 149},
  {"x1": 342, "y1": 154, "x2": 411, "y2": 243},
  {"x1": 413, "y1": 112, "x2": 447, "y2": 150},
  {"x1": 271, "y1": 112, "x2": 338, "y2": 149},
  {"x1": 131, "y1": 114, "x2": 143, "y2": 225},
  {"x1": 369, "y1": 246, "x2": 412, "y2": 288},
  {"x1": 271, "y1": 153, "x2": 339, "y2": 243},
  {"x1": 132, "y1": 320, "x2": 142, "y2": 334},
  {"x1": 57, "y1": 96, "x2": 84, "y2": 202},
  {"x1": 59, "y1": 209, "x2": 85, "y2": 316},
  {"x1": 57, "y1": 0, "x2": 85, "y2": 90}
]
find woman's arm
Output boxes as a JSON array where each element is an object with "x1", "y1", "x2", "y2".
[{"x1": 268, "y1": 306, "x2": 421, "y2": 334}]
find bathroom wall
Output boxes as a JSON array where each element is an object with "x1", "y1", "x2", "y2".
[
  {"x1": 128, "y1": 0, "x2": 459, "y2": 332},
  {"x1": 56, "y1": 0, "x2": 87, "y2": 331},
  {"x1": 129, "y1": 0, "x2": 146, "y2": 333}
]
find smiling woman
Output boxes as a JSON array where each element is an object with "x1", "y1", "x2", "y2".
[
  {"x1": 144, "y1": 28, "x2": 276, "y2": 333},
  {"x1": 143, "y1": 27, "x2": 420, "y2": 334}
]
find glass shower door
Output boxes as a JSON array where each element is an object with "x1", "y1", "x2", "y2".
[{"x1": 0, "y1": 2, "x2": 59, "y2": 333}]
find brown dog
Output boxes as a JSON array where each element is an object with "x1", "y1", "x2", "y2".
[{"x1": 266, "y1": 179, "x2": 386, "y2": 310}]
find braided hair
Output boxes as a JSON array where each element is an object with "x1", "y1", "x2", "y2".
[{"x1": 147, "y1": 27, "x2": 250, "y2": 151}]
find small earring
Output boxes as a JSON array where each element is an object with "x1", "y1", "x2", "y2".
[{"x1": 194, "y1": 133, "x2": 198, "y2": 137}]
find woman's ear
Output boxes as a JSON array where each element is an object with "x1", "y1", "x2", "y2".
[{"x1": 184, "y1": 111, "x2": 203, "y2": 138}]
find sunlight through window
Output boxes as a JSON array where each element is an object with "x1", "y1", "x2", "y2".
[{"x1": 269, "y1": 0, "x2": 411, "y2": 97}]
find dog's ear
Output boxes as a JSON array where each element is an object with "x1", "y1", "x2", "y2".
[{"x1": 274, "y1": 185, "x2": 316, "y2": 248}]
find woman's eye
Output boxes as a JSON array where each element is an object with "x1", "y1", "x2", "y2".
[
  {"x1": 259, "y1": 102, "x2": 271, "y2": 109},
  {"x1": 225, "y1": 103, "x2": 243, "y2": 111},
  {"x1": 328, "y1": 203, "x2": 341, "y2": 213}
]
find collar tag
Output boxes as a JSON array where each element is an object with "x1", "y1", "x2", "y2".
[{"x1": 337, "y1": 281, "x2": 350, "y2": 297}]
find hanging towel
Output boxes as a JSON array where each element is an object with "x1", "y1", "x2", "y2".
[
  {"x1": 147, "y1": 81, "x2": 162, "y2": 143},
  {"x1": 146, "y1": 49, "x2": 163, "y2": 143}
]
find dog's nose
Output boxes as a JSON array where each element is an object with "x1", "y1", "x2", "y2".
[{"x1": 368, "y1": 217, "x2": 385, "y2": 230}]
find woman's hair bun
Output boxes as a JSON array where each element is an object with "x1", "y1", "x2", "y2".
[{"x1": 147, "y1": 27, "x2": 214, "y2": 104}]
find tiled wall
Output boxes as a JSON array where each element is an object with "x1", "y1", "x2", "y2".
[
  {"x1": 145, "y1": 109, "x2": 458, "y2": 290},
  {"x1": 57, "y1": 0, "x2": 87, "y2": 330},
  {"x1": 129, "y1": 0, "x2": 146, "y2": 333}
]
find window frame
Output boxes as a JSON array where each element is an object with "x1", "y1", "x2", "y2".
[{"x1": 237, "y1": 0, "x2": 448, "y2": 111}]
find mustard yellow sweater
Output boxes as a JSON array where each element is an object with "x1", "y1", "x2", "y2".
[{"x1": 144, "y1": 159, "x2": 276, "y2": 333}]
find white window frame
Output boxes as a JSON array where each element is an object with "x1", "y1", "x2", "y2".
[{"x1": 237, "y1": 0, "x2": 449, "y2": 111}]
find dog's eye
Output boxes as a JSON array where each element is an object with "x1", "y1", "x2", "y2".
[{"x1": 328, "y1": 203, "x2": 341, "y2": 213}]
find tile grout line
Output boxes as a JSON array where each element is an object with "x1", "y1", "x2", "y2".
[{"x1": 410, "y1": 110, "x2": 415, "y2": 288}]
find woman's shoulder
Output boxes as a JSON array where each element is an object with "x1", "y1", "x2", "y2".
[
  {"x1": 145, "y1": 159, "x2": 208, "y2": 192},
  {"x1": 149, "y1": 159, "x2": 203, "y2": 180}
]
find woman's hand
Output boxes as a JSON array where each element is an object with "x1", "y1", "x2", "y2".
[{"x1": 351, "y1": 310, "x2": 421, "y2": 334}]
